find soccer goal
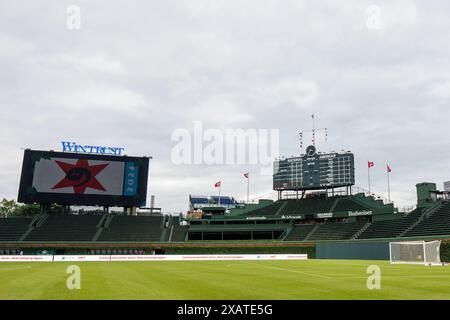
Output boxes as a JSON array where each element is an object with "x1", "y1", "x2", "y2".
[{"x1": 389, "y1": 240, "x2": 442, "y2": 266}]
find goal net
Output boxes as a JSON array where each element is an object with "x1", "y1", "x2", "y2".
[{"x1": 389, "y1": 240, "x2": 442, "y2": 265}]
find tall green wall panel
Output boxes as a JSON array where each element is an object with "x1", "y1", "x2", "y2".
[{"x1": 316, "y1": 242, "x2": 389, "y2": 260}]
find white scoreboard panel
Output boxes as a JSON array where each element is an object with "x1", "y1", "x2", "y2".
[{"x1": 273, "y1": 145, "x2": 355, "y2": 191}]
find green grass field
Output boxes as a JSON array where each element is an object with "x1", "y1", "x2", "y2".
[{"x1": 1, "y1": 259, "x2": 449, "y2": 300}]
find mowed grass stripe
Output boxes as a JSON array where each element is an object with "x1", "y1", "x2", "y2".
[{"x1": 0, "y1": 260, "x2": 449, "y2": 300}]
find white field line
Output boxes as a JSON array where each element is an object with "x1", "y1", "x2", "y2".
[
  {"x1": 236, "y1": 262, "x2": 450, "y2": 281},
  {"x1": 240, "y1": 261, "x2": 333, "y2": 280},
  {"x1": 0, "y1": 266, "x2": 32, "y2": 272}
]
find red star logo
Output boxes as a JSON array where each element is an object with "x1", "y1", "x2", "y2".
[{"x1": 52, "y1": 159, "x2": 109, "y2": 194}]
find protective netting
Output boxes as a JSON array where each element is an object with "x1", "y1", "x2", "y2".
[{"x1": 390, "y1": 241, "x2": 441, "y2": 265}]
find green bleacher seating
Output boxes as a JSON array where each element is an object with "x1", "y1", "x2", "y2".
[
  {"x1": 279, "y1": 197, "x2": 336, "y2": 215},
  {"x1": 356, "y1": 208, "x2": 423, "y2": 239},
  {"x1": 333, "y1": 198, "x2": 368, "y2": 212},
  {"x1": 244, "y1": 201, "x2": 285, "y2": 216},
  {"x1": 170, "y1": 217, "x2": 188, "y2": 242},
  {"x1": 308, "y1": 222, "x2": 366, "y2": 240},
  {"x1": 0, "y1": 201, "x2": 447, "y2": 244},
  {"x1": 98, "y1": 215, "x2": 163, "y2": 242},
  {"x1": 243, "y1": 196, "x2": 372, "y2": 218},
  {"x1": 24, "y1": 215, "x2": 102, "y2": 242},
  {"x1": 284, "y1": 225, "x2": 315, "y2": 241},
  {"x1": 0, "y1": 217, "x2": 32, "y2": 241},
  {"x1": 403, "y1": 201, "x2": 450, "y2": 237}
]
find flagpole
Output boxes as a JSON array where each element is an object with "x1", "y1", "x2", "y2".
[
  {"x1": 247, "y1": 175, "x2": 250, "y2": 203},
  {"x1": 387, "y1": 164, "x2": 391, "y2": 203},
  {"x1": 218, "y1": 183, "x2": 221, "y2": 207},
  {"x1": 368, "y1": 162, "x2": 371, "y2": 193}
]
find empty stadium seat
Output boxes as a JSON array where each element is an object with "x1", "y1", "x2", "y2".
[
  {"x1": 280, "y1": 197, "x2": 336, "y2": 215},
  {"x1": 24, "y1": 215, "x2": 102, "y2": 242},
  {"x1": 244, "y1": 201, "x2": 285, "y2": 216},
  {"x1": 333, "y1": 198, "x2": 368, "y2": 212},
  {"x1": 284, "y1": 225, "x2": 316, "y2": 241},
  {"x1": 242, "y1": 196, "x2": 373, "y2": 218},
  {"x1": 98, "y1": 215, "x2": 163, "y2": 242},
  {"x1": 0, "y1": 217, "x2": 32, "y2": 241},
  {"x1": 357, "y1": 208, "x2": 423, "y2": 239},
  {"x1": 307, "y1": 222, "x2": 367, "y2": 241},
  {"x1": 403, "y1": 202, "x2": 450, "y2": 237}
]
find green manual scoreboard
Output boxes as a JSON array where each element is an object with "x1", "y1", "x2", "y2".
[{"x1": 273, "y1": 145, "x2": 355, "y2": 191}]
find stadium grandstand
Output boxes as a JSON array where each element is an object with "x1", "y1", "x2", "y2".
[
  {"x1": 1, "y1": 179, "x2": 449, "y2": 257},
  {"x1": 1, "y1": 147, "x2": 449, "y2": 260},
  {"x1": 0, "y1": 184, "x2": 449, "y2": 245}
]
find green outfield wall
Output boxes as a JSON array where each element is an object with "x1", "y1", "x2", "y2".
[{"x1": 316, "y1": 242, "x2": 390, "y2": 260}]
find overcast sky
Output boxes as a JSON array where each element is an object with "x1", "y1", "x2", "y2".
[{"x1": 1, "y1": 0, "x2": 449, "y2": 212}]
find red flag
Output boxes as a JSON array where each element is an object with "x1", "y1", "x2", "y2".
[
  {"x1": 368, "y1": 161, "x2": 374, "y2": 168},
  {"x1": 387, "y1": 165, "x2": 392, "y2": 173},
  {"x1": 244, "y1": 173, "x2": 249, "y2": 179},
  {"x1": 214, "y1": 181, "x2": 221, "y2": 188}
]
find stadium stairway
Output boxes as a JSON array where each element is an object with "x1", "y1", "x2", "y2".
[
  {"x1": 333, "y1": 198, "x2": 369, "y2": 212},
  {"x1": 97, "y1": 215, "x2": 164, "y2": 242},
  {"x1": 307, "y1": 222, "x2": 367, "y2": 241},
  {"x1": 402, "y1": 201, "x2": 450, "y2": 237},
  {"x1": 350, "y1": 221, "x2": 371, "y2": 240},
  {"x1": 103, "y1": 214, "x2": 115, "y2": 228},
  {"x1": 328, "y1": 198, "x2": 339, "y2": 213},
  {"x1": 92, "y1": 214, "x2": 109, "y2": 242},
  {"x1": 169, "y1": 216, "x2": 189, "y2": 242},
  {"x1": 23, "y1": 214, "x2": 103, "y2": 242},
  {"x1": 356, "y1": 208, "x2": 424, "y2": 240},
  {"x1": 35, "y1": 214, "x2": 49, "y2": 227},
  {"x1": 399, "y1": 201, "x2": 442, "y2": 237},
  {"x1": 18, "y1": 215, "x2": 42, "y2": 241},
  {"x1": 160, "y1": 216, "x2": 172, "y2": 242},
  {"x1": 243, "y1": 201, "x2": 287, "y2": 216},
  {"x1": 275, "y1": 201, "x2": 289, "y2": 215},
  {"x1": 0, "y1": 217, "x2": 33, "y2": 241},
  {"x1": 303, "y1": 224, "x2": 319, "y2": 241},
  {"x1": 284, "y1": 224, "x2": 316, "y2": 241},
  {"x1": 96, "y1": 214, "x2": 108, "y2": 228}
]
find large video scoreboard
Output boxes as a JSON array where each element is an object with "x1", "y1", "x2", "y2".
[
  {"x1": 18, "y1": 149, "x2": 149, "y2": 207},
  {"x1": 273, "y1": 145, "x2": 355, "y2": 191}
]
